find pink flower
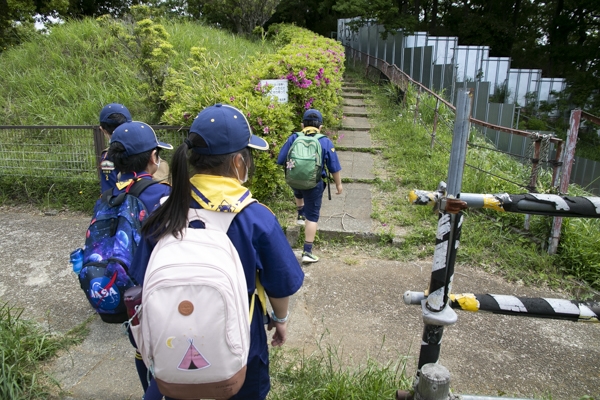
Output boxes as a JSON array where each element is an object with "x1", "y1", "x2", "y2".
[
  {"x1": 229, "y1": 96, "x2": 235, "y2": 102},
  {"x1": 263, "y1": 127, "x2": 269, "y2": 133}
]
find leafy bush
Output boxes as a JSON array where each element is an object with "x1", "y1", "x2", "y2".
[{"x1": 161, "y1": 23, "x2": 344, "y2": 200}]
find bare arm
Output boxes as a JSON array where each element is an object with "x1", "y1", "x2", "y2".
[
  {"x1": 331, "y1": 171, "x2": 343, "y2": 194},
  {"x1": 267, "y1": 296, "x2": 290, "y2": 347}
]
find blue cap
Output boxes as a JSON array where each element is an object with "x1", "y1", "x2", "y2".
[
  {"x1": 99, "y1": 103, "x2": 132, "y2": 124},
  {"x1": 111, "y1": 121, "x2": 173, "y2": 156},
  {"x1": 303, "y1": 109, "x2": 323, "y2": 125},
  {"x1": 189, "y1": 103, "x2": 269, "y2": 155}
]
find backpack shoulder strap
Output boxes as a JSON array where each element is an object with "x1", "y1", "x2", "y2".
[
  {"x1": 188, "y1": 209, "x2": 237, "y2": 233},
  {"x1": 127, "y1": 178, "x2": 157, "y2": 198},
  {"x1": 100, "y1": 178, "x2": 156, "y2": 208}
]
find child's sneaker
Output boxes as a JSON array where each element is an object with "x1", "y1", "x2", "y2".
[
  {"x1": 302, "y1": 251, "x2": 319, "y2": 263},
  {"x1": 296, "y1": 214, "x2": 306, "y2": 225}
]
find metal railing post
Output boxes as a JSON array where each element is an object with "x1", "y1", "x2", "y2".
[
  {"x1": 415, "y1": 88, "x2": 471, "y2": 377},
  {"x1": 549, "y1": 109, "x2": 581, "y2": 254}
]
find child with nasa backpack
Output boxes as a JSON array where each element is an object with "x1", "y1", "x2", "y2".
[{"x1": 72, "y1": 121, "x2": 172, "y2": 398}]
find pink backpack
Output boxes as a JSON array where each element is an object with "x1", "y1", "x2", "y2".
[{"x1": 130, "y1": 209, "x2": 250, "y2": 400}]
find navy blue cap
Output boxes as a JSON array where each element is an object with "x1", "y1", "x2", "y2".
[
  {"x1": 111, "y1": 121, "x2": 173, "y2": 156},
  {"x1": 99, "y1": 103, "x2": 132, "y2": 124},
  {"x1": 189, "y1": 103, "x2": 269, "y2": 155},
  {"x1": 302, "y1": 109, "x2": 323, "y2": 125}
]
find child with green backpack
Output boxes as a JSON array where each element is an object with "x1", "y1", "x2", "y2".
[{"x1": 277, "y1": 109, "x2": 343, "y2": 263}]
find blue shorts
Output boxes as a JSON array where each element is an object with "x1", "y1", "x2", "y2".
[{"x1": 293, "y1": 180, "x2": 325, "y2": 222}]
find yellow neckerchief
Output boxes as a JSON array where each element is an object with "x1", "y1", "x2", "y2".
[
  {"x1": 189, "y1": 174, "x2": 266, "y2": 321},
  {"x1": 301, "y1": 126, "x2": 321, "y2": 136},
  {"x1": 189, "y1": 174, "x2": 254, "y2": 213}
]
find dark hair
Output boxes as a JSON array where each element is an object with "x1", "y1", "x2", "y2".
[
  {"x1": 100, "y1": 113, "x2": 129, "y2": 135},
  {"x1": 108, "y1": 142, "x2": 156, "y2": 173},
  {"x1": 302, "y1": 119, "x2": 321, "y2": 128},
  {"x1": 142, "y1": 133, "x2": 251, "y2": 241}
]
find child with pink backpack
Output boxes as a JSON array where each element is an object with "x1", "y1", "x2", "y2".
[{"x1": 128, "y1": 103, "x2": 304, "y2": 399}]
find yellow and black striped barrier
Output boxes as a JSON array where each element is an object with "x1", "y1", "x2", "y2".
[{"x1": 404, "y1": 291, "x2": 600, "y2": 323}]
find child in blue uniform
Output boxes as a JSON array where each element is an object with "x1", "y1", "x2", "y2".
[
  {"x1": 107, "y1": 121, "x2": 172, "y2": 400},
  {"x1": 99, "y1": 103, "x2": 132, "y2": 193},
  {"x1": 277, "y1": 109, "x2": 343, "y2": 263},
  {"x1": 99, "y1": 103, "x2": 171, "y2": 194},
  {"x1": 129, "y1": 103, "x2": 304, "y2": 400}
]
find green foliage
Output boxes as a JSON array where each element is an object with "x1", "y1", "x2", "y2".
[
  {"x1": 333, "y1": 0, "x2": 417, "y2": 38},
  {"x1": 0, "y1": 18, "x2": 144, "y2": 125},
  {"x1": 0, "y1": 302, "x2": 86, "y2": 400},
  {"x1": 557, "y1": 218, "x2": 600, "y2": 290},
  {"x1": 269, "y1": 340, "x2": 412, "y2": 399},
  {"x1": 191, "y1": 0, "x2": 281, "y2": 35},
  {"x1": 162, "y1": 23, "x2": 344, "y2": 201},
  {"x1": 489, "y1": 83, "x2": 511, "y2": 104},
  {"x1": 0, "y1": 0, "x2": 68, "y2": 52},
  {"x1": 99, "y1": 6, "x2": 177, "y2": 119},
  {"x1": 0, "y1": 176, "x2": 98, "y2": 212}
]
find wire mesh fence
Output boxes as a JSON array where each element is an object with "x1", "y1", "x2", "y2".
[{"x1": 0, "y1": 125, "x2": 188, "y2": 180}]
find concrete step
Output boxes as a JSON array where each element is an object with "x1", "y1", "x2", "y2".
[
  {"x1": 342, "y1": 98, "x2": 366, "y2": 107},
  {"x1": 342, "y1": 116, "x2": 371, "y2": 131},
  {"x1": 335, "y1": 130, "x2": 372, "y2": 149},
  {"x1": 342, "y1": 93, "x2": 365, "y2": 99},
  {"x1": 336, "y1": 150, "x2": 376, "y2": 181},
  {"x1": 343, "y1": 105, "x2": 368, "y2": 117},
  {"x1": 342, "y1": 87, "x2": 365, "y2": 93}
]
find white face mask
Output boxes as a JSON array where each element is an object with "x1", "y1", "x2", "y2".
[
  {"x1": 235, "y1": 156, "x2": 248, "y2": 184},
  {"x1": 154, "y1": 155, "x2": 161, "y2": 169}
]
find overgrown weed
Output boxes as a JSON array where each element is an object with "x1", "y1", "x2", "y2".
[{"x1": 0, "y1": 302, "x2": 90, "y2": 400}]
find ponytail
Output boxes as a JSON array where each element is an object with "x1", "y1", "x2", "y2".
[{"x1": 142, "y1": 141, "x2": 191, "y2": 240}]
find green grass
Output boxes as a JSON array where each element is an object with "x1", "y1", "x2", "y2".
[
  {"x1": 0, "y1": 302, "x2": 90, "y2": 400},
  {"x1": 269, "y1": 339, "x2": 412, "y2": 399},
  {"x1": 0, "y1": 18, "x2": 274, "y2": 126}
]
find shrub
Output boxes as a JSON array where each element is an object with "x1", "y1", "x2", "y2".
[{"x1": 161, "y1": 23, "x2": 345, "y2": 200}]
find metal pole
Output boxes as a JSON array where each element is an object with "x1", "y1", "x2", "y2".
[
  {"x1": 430, "y1": 98, "x2": 440, "y2": 150},
  {"x1": 549, "y1": 109, "x2": 581, "y2": 254},
  {"x1": 93, "y1": 126, "x2": 106, "y2": 167},
  {"x1": 414, "y1": 88, "x2": 421, "y2": 124},
  {"x1": 416, "y1": 89, "x2": 471, "y2": 372}
]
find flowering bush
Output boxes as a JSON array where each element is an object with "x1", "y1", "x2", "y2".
[{"x1": 161, "y1": 24, "x2": 345, "y2": 200}]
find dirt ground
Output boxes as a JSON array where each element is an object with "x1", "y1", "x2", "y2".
[{"x1": 0, "y1": 206, "x2": 599, "y2": 400}]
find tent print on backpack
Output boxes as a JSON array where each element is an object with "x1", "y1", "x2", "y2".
[{"x1": 178, "y1": 339, "x2": 211, "y2": 371}]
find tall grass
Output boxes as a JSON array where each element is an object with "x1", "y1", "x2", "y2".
[
  {"x1": 0, "y1": 18, "x2": 274, "y2": 126},
  {"x1": 0, "y1": 303, "x2": 88, "y2": 400},
  {"x1": 269, "y1": 341, "x2": 412, "y2": 399}
]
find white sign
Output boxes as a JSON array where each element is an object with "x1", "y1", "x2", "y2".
[{"x1": 259, "y1": 79, "x2": 288, "y2": 103}]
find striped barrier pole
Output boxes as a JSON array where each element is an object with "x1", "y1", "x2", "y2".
[
  {"x1": 409, "y1": 188, "x2": 600, "y2": 219},
  {"x1": 404, "y1": 291, "x2": 600, "y2": 322}
]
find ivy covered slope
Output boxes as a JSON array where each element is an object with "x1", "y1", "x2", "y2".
[{"x1": 161, "y1": 23, "x2": 345, "y2": 200}]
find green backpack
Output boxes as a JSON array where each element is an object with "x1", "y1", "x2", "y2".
[{"x1": 285, "y1": 131, "x2": 325, "y2": 190}]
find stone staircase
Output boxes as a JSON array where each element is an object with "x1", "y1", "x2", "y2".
[{"x1": 287, "y1": 77, "x2": 391, "y2": 245}]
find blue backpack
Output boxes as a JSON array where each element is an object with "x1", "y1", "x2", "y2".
[{"x1": 78, "y1": 178, "x2": 156, "y2": 323}]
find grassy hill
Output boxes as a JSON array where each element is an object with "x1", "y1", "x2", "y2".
[{"x1": 0, "y1": 18, "x2": 274, "y2": 125}]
